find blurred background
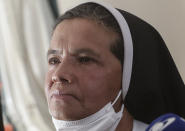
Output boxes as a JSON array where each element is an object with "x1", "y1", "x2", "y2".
[{"x1": 0, "y1": 0, "x2": 184, "y2": 131}]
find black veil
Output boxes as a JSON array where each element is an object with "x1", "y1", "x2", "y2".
[{"x1": 119, "y1": 10, "x2": 185, "y2": 123}]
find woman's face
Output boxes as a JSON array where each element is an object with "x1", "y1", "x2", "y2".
[{"x1": 45, "y1": 18, "x2": 122, "y2": 120}]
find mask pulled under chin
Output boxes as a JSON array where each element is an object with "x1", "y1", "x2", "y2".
[{"x1": 52, "y1": 91, "x2": 124, "y2": 131}]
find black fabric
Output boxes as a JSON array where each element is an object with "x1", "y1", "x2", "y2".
[{"x1": 117, "y1": 10, "x2": 185, "y2": 123}]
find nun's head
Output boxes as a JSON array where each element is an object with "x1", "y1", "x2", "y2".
[
  {"x1": 45, "y1": 3, "x2": 124, "y2": 121},
  {"x1": 45, "y1": 1, "x2": 185, "y2": 124}
]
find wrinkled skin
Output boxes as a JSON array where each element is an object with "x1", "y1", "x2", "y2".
[{"x1": 45, "y1": 18, "x2": 122, "y2": 120}]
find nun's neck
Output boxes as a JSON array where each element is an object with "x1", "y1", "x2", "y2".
[
  {"x1": 116, "y1": 107, "x2": 133, "y2": 131},
  {"x1": 113, "y1": 97, "x2": 133, "y2": 131}
]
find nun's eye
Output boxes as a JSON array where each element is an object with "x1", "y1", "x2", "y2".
[{"x1": 48, "y1": 57, "x2": 60, "y2": 65}]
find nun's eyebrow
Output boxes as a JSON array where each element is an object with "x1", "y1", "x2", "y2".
[
  {"x1": 72, "y1": 48, "x2": 100, "y2": 58},
  {"x1": 47, "y1": 49, "x2": 62, "y2": 58}
]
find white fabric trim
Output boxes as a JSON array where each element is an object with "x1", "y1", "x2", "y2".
[
  {"x1": 81, "y1": 1, "x2": 134, "y2": 98},
  {"x1": 133, "y1": 120, "x2": 148, "y2": 131}
]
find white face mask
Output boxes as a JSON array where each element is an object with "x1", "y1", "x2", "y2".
[{"x1": 52, "y1": 91, "x2": 124, "y2": 131}]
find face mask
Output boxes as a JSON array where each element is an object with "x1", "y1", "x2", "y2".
[{"x1": 52, "y1": 91, "x2": 124, "y2": 131}]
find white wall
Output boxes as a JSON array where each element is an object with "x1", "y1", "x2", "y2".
[{"x1": 57, "y1": 0, "x2": 185, "y2": 82}]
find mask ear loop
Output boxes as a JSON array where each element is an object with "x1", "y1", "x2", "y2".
[{"x1": 111, "y1": 90, "x2": 122, "y2": 106}]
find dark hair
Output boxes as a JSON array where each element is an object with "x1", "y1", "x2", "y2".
[{"x1": 53, "y1": 3, "x2": 124, "y2": 65}]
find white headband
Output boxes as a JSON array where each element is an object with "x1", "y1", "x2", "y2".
[{"x1": 86, "y1": 1, "x2": 134, "y2": 98}]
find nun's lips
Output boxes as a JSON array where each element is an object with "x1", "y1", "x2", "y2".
[{"x1": 49, "y1": 89, "x2": 79, "y2": 101}]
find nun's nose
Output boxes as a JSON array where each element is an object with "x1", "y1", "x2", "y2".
[{"x1": 51, "y1": 60, "x2": 72, "y2": 84}]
